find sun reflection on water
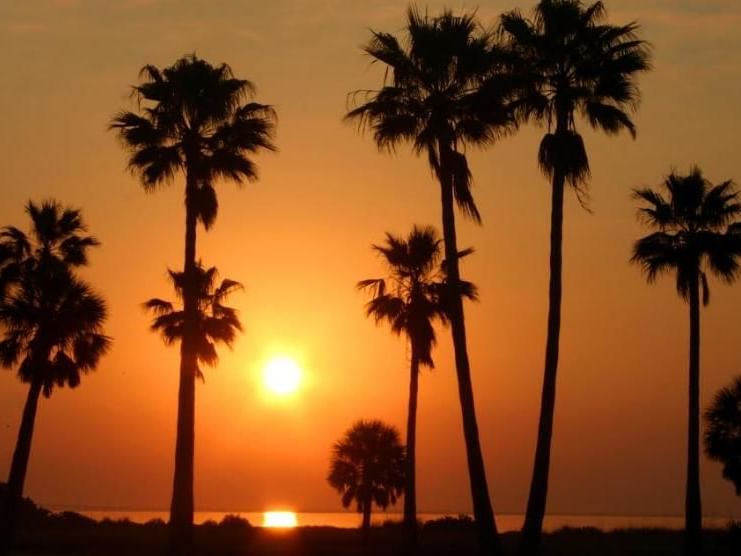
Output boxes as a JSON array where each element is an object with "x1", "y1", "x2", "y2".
[{"x1": 263, "y1": 511, "x2": 298, "y2": 528}]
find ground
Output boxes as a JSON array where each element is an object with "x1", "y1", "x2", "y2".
[{"x1": 7, "y1": 515, "x2": 741, "y2": 556}]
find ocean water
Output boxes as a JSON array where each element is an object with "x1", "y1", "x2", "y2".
[{"x1": 49, "y1": 509, "x2": 735, "y2": 531}]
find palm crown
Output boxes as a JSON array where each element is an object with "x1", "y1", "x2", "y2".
[
  {"x1": 0, "y1": 201, "x2": 110, "y2": 396},
  {"x1": 0, "y1": 201, "x2": 99, "y2": 292},
  {"x1": 358, "y1": 225, "x2": 476, "y2": 367},
  {"x1": 110, "y1": 54, "x2": 277, "y2": 229},
  {"x1": 704, "y1": 376, "x2": 741, "y2": 495},
  {"x1": 500, "y1": 0, "x2": 651, "y2": 192},
  {"x1": 327, "y1": 420, "x2": 405, "y2": 513},
  {"x1": 632, "y1": 168, "x2": 741, "y2": 303},
  {"x1": 346, "y1": 7, "x2": 516, "y2": 222},
  {"x1": 144, "y1": 263, "x2": 242, "y2": 378}
]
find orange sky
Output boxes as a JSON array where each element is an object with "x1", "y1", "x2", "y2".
[{"x1": 1, "y1": 0, "x2": 740, "y2": 519}]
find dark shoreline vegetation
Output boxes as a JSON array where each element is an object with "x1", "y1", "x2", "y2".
[
  {"x1": 10, "y1": 519, "x2": 741, "y2": 556},
  {"x1": 1, "y1": 488, "x2": 739, "y2": 555}
]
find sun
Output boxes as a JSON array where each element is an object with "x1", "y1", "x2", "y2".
[
  {"x1": 262, "y1": 356, "x2": 302, "y2": 395},
  {"x1": 263, "y1": 511, "x2": 298, "y2": 528}
]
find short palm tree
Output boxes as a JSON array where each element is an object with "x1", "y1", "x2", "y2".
[
  {"x1": 358, "y1": 225, "x2": 477, "y2": 544},
  {"x1": 346, "y1": 9, "x2": 515, "y2": 552},
  {"x1": 499, "y1": 2, "x2": 651, "y2": 552},
  {"x1": 704, "y1": 376, "x2": 741, "y2": 496},
  {"x1": 0, "y1": 201, "x2": 110, "y2": 556},
  {"x1": 327, "y1": 420, "x2": 405, "y2": 530},
  {"x1": 144, "y1": 263, "x2": 243, "y2": 380},
  {"x1": 110, "y1": 54, "x2": 275, "y2": 548},
  {"x1": 632, "y1": 168, "x2": 741, "y2": 555}
]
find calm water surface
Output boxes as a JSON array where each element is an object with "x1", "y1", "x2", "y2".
[{"x1": 49, "y1": 509, "x2": 734, "y2": 530}]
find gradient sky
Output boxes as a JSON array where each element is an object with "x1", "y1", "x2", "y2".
[{"x1": 1, "y1": 0, "x2": 740, "y2": 519}]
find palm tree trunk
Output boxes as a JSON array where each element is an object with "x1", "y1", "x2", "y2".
[
  {"x1": 438, "y1": 144, "x2": 501, "y2": 556},
  {"x1": 0, "y1": 377, "x2": 43, "y2": 556},
  {"x1": 403, "y1": 347, "x2": 420, "y2": 548},
  {"x1": 169, "y1": 172, "x2": 199, "y2": 554},
  {"x1": 520, "y1": 160, "x2": 566, "y2": 556},
  {"x1": 685, "y1": 272, "x2": 702, "y2": 556},
  {"x1": 362, "y1": 498, "x2": 372, "y2": 530}
]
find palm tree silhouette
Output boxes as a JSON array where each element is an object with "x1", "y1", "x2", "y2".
[
  {"x1": 704, "y1": 376, "x2": 741, "y2": 496},
  {"x1": 346, "y1": 8, "x2": 515, "y2": 552},
  {"x1": 358, "y1": 225, "x2": 477, "y2": 545},
  {"x1": 144, "y1": 263, "x2": 243, "y2": 379},
  {"x1": 499, "y1": 2, "x2": 651, "y2": 552},
  {"x1": 0, "y1": 201, "x2": 110, "y2": 556},
  {"x1": 632, "y1": 168, "x2": 741, "y2": 555},
  {"x1": 110, "y1": 54, "x2": 275, "y2": 550},
  {"x1": 327, "y1": 420, "x2": 405, "y2": 530}
]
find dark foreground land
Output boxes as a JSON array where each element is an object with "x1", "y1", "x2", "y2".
[
  {"x1": 4, "y1": 492, "x2": 740, "y2": 555},
  {"x1": 7, "y1": 514, "x2": 741, "y2": 556}
]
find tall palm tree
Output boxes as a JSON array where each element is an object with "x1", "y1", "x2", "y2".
[
  {"x1": 358, "y1": 225, "x2": 477, "y2": 544},
  {"x1": 0, "y1": 201, "x2": 110, "y2": 556},
  {"x1": 704, "y1": 375, "x2": 741, "y2": 496},
  {"x1": 346, "y1": 8, "x2": 515, "y2": 552},
  {"x1": 632, "y1": 168, "x2": 741, "y2": 555},
  {"x1": 327, "y1": 420, "x2": 405, "y2": 530},
  {"x1": 499, "y1": 2, "x2": 651, "y2": 552},
  {"x1": 144, "y1": 263, "x2": 243, "y2": 380},
  {"x1": 110, "y1": 54, "x2": 275, "y2": 549}
]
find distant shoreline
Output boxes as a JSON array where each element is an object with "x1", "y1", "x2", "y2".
[{"x1": 41, "y1": 508, "x2": 738, "y2": 531}]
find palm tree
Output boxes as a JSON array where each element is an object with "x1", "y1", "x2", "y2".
[
  {"x1": 0, "y1": 201, "x2": 110, "y2": 556},
  {"x1": 346, "y1": 8, "x2": 515, "y2": 552},
  {"x1": 144, "y1": 263, "x2": 243, "y2": 381},
  {"x1": 704, "y1": 376, "x2": 741, "y2": 496},
  {"x1": 498, "y1": 2, "x2": 651, "y2": 552},
  {"x1": 358, "y1": 225, "x2": 477, "y2": 544},
  {"x1": 327, "y1": 420, "x2": 405, "y2": 530},
  {"x1": 110, "y1": 54, "x2": 275, "y2": 548},
  {"x1": 632, "y1": 168, "x2": 741, "y2": 555}
]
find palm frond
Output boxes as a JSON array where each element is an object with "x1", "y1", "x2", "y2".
[
  {"x1": 327, "y1": 420, "x2": 406, "y2": 514},
  {"x1": 501, "y1": 0, "x2": 650, "y2": 209},
  {"x1": 213, "y1": 279, "x2": 243, "y2": 303},
  {"x1": 146, "y1": 262, "x2": 242, "y2": 370},
  {"x1": 359, "y1": 225, "x2": 461, "y2": 370},
  {"x1": 583, "y1": 101, "x2": 636, "y2": 137},
  {"x1": 633, "y1": 188, "x2": 674, "y2": 228},
  {"x1": 538, "y1": 131, "x2": 590, "y2": 187},
  {"x1": 0, "y1": 205, "x2": 109, "y2": 395},
  {"x1": 631, "y1": 231, "x2": 682, "y2": 284},
  {"x1": 703, "y1": 376, "x2": 741, "y2": 495},
  {"x1": 632, "y1": 168, "x2": 741, "y2": 304},
  {"x1": 143, "y1": 298, "x2": 174, "y2": 314},
  {"x1": 347, "y1": 6, "x2": 513, "y2": 195},
  {"x1": 449, "y1": 151, "x2": 481, "y2": 223},
  {"x1": 111, "y1": 54, "x2": 275, "y2": 219},
  {"x1": 194, "y1": 183, "x2": 219, "y2": 230}
]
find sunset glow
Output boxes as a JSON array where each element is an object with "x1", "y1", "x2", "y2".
[
  {"x1": 262, "y1": 357, "x2": 302, "y2": 395},
  {"x1": 0, "y1": 3, "x2": 740, "y2": 550},
  {"x1": 262, "y1": 511, "x2": 298, "y2": 528}
]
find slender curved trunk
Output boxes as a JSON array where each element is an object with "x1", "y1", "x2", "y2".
[
  {"x1": 520, "y1": 120, "x2": 568, "y2": 556},
  {"x1": 438, "y1": 144, "x2": 501, "y2": 556},
  {"x1": 169, "y1": 171, "x2": 199, "y2": 555},
  {"x1": 685, "y1": 271, "x2": 702, "y2": 556},
  {"x1": 0, "y1": 377, "x2": 43, "y2": 556},
  {"x1": 403, "y1": 347, "x2": 420, "y2": 548}
]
